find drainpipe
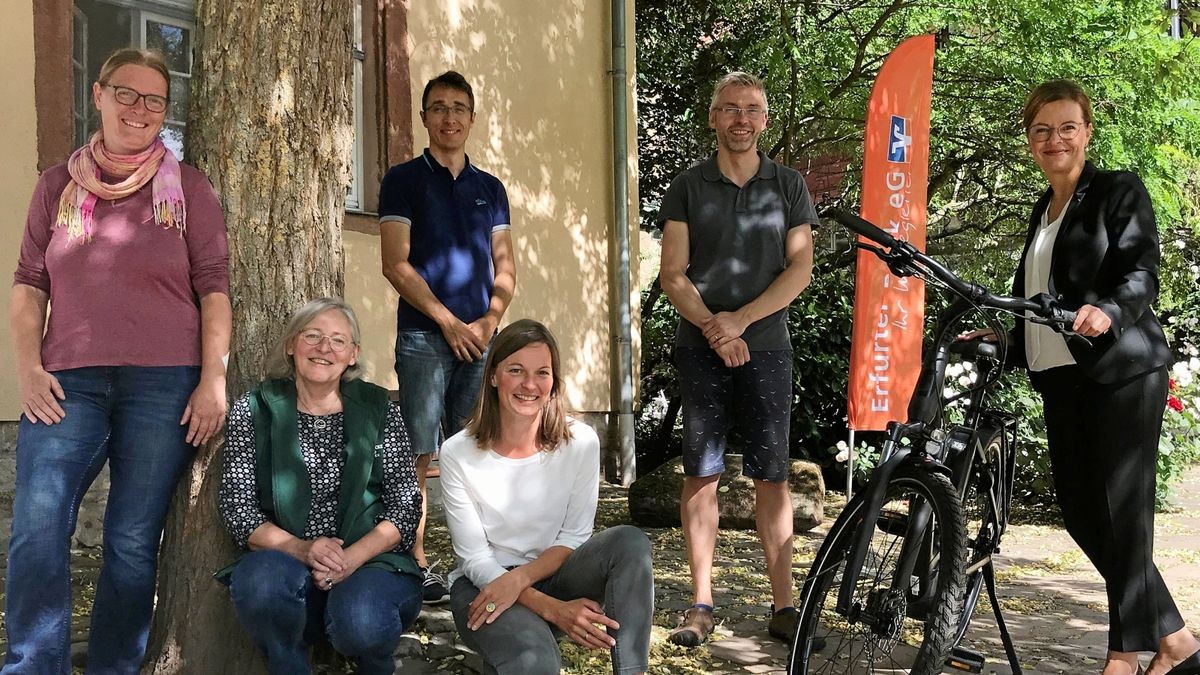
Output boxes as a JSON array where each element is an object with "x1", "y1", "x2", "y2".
[{"x1": 610, "y1": 0, "x2": 636, "y2": 486}]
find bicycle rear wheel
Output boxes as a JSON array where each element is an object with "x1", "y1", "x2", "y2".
[
  {"x1": 954, "y1": 426, "x2": 1009, "y2": 643},
  {"x1": 789, "y1": 464, "x2": 967, "y2": 675}
]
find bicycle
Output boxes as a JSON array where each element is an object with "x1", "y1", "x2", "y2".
[{"x1": 787, "y1": 210, "x2": 1084, "y2": 675}]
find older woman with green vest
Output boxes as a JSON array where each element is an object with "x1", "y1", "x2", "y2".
[{"x1": 216, "y1": 298, "x2": 423, "y2": 675}]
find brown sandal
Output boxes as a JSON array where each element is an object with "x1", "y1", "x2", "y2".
[{"x1": 668, "y1": 605, "x2": 715, "y2": 647}]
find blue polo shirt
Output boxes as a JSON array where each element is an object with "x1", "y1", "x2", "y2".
[{"x1": 379, "y1": 149, "x2": 511, "y2": 332}]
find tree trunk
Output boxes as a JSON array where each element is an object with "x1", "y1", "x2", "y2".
[{"x1": 144, "y1": 1, "x2": 354, "y2": 672}]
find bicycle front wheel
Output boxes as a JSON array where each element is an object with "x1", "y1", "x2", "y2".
[{"x1": 789, "y1": 464, "x2": 967, "y2": 675}]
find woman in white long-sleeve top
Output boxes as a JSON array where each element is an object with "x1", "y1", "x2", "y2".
[{"x1": 439, "y1": 319, "x2": 653, "y2": 675}]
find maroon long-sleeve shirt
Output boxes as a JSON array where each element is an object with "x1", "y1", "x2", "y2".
[{"x1": 14, "y1": 162, "x2": 230, "y2": 371}]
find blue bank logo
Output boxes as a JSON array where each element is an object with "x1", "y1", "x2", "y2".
[{"x1": 888, "y1": 115, "x2": 911, "y2": 164}]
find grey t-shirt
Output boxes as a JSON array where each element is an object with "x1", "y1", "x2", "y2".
[{"x1": 658, "y1": 152, "x2": 819, "y2": 350}]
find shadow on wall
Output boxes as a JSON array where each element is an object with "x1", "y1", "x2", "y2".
[
  {"x1": 344, "y1": 231, "x2": 399, "y2": 389},
  {"x1": 408, "y1": 0, "x2": 628, "y2": 412}
]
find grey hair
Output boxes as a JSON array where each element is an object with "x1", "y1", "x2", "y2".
[
  {"x1": 265, "y1": 297, "x2": 364, "y2": 381},
  {"x1": 709, "y1": 71, "x2": 768, "y2": 111}
]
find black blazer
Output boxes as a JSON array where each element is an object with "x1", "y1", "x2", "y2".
[{"x1": 1011, "y1": 161, "x2": 1172, "y2": 383}]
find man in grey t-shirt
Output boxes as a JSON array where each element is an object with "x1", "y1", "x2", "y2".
[{"x1": 659, "y1": 71, "x2": 818, "y2": 647}]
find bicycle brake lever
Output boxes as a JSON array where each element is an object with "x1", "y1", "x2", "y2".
[{"x1": 1063, "y1": 332, "x2": 1093, "y2": 348}]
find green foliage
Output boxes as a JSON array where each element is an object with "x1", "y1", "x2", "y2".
[
  {"x1": 786, "y1": 265, "x2": 855, "y2": 454},
  {"x1": 635, "y1": 0, "x2": 1200, "y2": 496}
]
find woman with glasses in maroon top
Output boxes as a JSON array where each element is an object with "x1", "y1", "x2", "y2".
[{"x1": 4, "y1": 47, "x2": 230, "y2": 673}]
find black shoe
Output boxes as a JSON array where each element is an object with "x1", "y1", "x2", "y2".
[
  {"x1": 421, "y1": 563, "x2": 450, "y2": 605},
  {"x1": 768, "y1": 604, "x2": 800, "y2": 643},
  {"x1": 1167, "y1": 648, "x2": 1200, "y2": 675}
]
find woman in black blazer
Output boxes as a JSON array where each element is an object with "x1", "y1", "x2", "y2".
[{"x1": 996, "y1": 80, "x2": 1198, "y2": 675}]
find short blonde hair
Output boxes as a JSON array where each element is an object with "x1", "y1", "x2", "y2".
[{"x1": 710, "y1": 71, "x2": 767, "y2": 111}]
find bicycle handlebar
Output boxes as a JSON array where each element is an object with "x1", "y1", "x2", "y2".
[{"x1": 828, "y1": 209, "x2": 1078, "y2": 329}]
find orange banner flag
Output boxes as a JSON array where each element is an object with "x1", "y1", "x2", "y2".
[{"x1": 847, "y1": 34, "x2": 935, "y2": 431}]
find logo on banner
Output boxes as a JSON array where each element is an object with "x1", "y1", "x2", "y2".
[{"x1": 888, "y1": 116, "x2": 911, "y2": 163}]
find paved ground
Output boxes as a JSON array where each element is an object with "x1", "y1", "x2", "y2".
[{"x1": 1, "y1": 466, "x2": 1197, "y2": 673}]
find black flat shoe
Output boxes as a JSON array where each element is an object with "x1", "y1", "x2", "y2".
[{"x1": 1166, "y1": 648, "x2": 1200, "y2": 675}]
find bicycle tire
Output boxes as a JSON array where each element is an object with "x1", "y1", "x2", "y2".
[
  {"x1": 954, "y1": 427, "x2": 1008, "y2": 643},
  {"x1": 789, "y1": 464, "x2": 968, "y2": 675}
]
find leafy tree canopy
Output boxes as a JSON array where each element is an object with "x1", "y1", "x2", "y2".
[{"x1": 637, "y1": 0, "x2": 1200, "y2": 260}]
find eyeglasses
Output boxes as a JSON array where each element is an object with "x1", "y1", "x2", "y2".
[
  {"x1": 712, "y1": 106, "x2": 767, "y2": 120},
  {"x1": 1028, "y1": 121, "x2": 1085, "y2": 142},
  {"x1": 103, "y1": 84, "x2": 168, "y2": 114},
  {"x1": 299, "y1": 331, "x2": 353, "y2": 352},
  {"x1": 424, "y1": 104, "x2": 473, "y2": 118}
]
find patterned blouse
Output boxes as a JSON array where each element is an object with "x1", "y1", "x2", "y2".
[{"x1": 218, "y1": 392, "x2": 421, "y2": 553}]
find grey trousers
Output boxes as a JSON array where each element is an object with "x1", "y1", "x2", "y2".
[{"x1": 450, "y1": 525, "x2": 654, "y2": 675}]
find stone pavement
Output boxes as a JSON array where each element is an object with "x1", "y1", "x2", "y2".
[{"x1": 1, "y1": 466, "x2": 1198, "y2": 673}]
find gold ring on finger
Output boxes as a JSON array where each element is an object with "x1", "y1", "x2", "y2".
[{"x1": 485, "y1": 602, "x2": 496, "y2": 613}]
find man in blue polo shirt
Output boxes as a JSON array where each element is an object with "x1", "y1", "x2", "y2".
[
  {"x1": 379, "y1": 71, "x2": 517, "y2": 604},
  {"x1": 660, "y1": 71, "x2": 818, "y2": 647}
]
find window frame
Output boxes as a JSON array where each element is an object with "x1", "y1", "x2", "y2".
[
  {"x1": 347, "y1": 3, "x2": 367, "y2": 212},
  {"x1": 132, "y1": 7, "x2": 194, "y2": 158},
  {"x1": 72, "y1": 5, "x2": 89, "y2": 147}
]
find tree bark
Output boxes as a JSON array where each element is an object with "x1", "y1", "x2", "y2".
[{"x1": 144, "y1": 1, "x2": 354, "y2": 672}]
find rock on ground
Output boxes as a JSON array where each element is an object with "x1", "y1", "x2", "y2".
[{"x1": 627, "y1": 455, "x2": 825, "y2": 531}]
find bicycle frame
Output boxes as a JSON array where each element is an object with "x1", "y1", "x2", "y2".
[{"x1": 834, "y1": 296, "x2": 987, "y2": 616}]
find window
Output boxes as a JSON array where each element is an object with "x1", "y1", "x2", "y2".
[
  {"x1": 139, "y1": 11, "x2": 193, "y2": 159},
  {"x1": 72, "y1": 6, "x2": 89, "y2": 146},
  {"x1": 347, "y1": 3, "x2": 366, "y2": 211},
  {"x1": 73, "y1": 0, "x2": 193, "y2": 158}
]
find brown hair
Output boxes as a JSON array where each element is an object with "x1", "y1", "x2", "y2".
[
  {"x1": 97, "y1": 48, "x2": 170, "y2": 92},
  {"x1": 1022, "y1": 79, "x2": 1093, "y2": 131},
  {"x1": 465, "y1": 319, "x2": 572, "y2": 451},
  {"x1": 422, "y1": 70, "x2": 474, "y2": 112}
]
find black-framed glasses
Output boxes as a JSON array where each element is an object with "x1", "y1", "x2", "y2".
[
  {"x1": 1028, "y1": 121, "x2": 1084, "y2": 142},
  {"x1": 712, "y1": 106, "x2": 767, "y2": 120},
  {"x1": 103, "y1": 84, "x2": 169, "y2": 114},
  {"x1": 424, "y1": 104, "x2": 473, "y2": 118},
  {"x1": 299, "y1": 331, "x2": 353, "y2": 352}
]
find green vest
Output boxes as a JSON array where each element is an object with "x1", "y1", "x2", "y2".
[{"x1": 215, "y1": 378, "x2": 420, "y2": 584}]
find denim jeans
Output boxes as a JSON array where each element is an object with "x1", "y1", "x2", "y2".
[
  {"x1": 228, "y1": 550, "x2": 423, "y2": 675},
  {"x1": 394, "y1": 330, "x2": 489, "y2": 455},
  {"x1": 450, "y1": 525, "x2": 654, "y2": 675},
  {"x1": 2, "y1": 366, "x2": 199, "y2": 675}
]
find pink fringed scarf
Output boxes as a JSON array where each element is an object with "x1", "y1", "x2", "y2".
[{"x1": 55, "y1": 132, "x2": 186, "y2": 242}]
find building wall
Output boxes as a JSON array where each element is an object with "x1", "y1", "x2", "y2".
[
  {"x1": 0, "y1": 2, "x2": 39, "y2": 417},
  {"x1": 346, "y1": 0, "x2": 640, "y2": 413}
]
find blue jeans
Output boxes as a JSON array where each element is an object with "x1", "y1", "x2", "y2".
[
  {"x1": 394, "y1": 330, "x2": 489, "y2": 454},
  {"x1": 228, "y1": 550, "x2": 423, "y2": 675},
  {"x1": 2, "y1": 366, "x2": 199, "y2": 675}
]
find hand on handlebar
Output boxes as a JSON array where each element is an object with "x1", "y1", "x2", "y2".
[
  {"x1": 957, "y1": 328, "x2": 998, "y2": 342},
  {"x1": 1071, "y1": 304, "x2": 1111, "y2": 338}
]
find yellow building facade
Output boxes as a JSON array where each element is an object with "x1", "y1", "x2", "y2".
[{"x1": 0, "y1": 0, "x2": 638, "y2": 427}]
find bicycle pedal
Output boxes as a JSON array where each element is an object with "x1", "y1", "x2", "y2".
[{"x1": 944, "y1": 646, "x2": 985, "y2": 673}]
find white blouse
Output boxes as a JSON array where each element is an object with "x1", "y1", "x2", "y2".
[
  {"x1": 438, "y1": 420, "x2": 600, "y2": 588},
  {"x1": 1023, "y1": 203, "x2": 1077, "y2": 371}
]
